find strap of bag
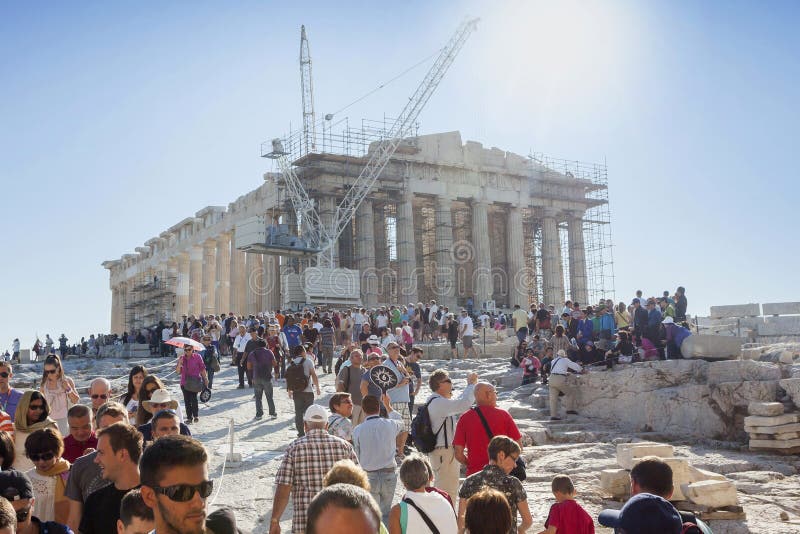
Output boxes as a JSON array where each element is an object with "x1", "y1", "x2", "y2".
[
  {"x1": 427, "y1": 397, "x2": 449, "y2": 448},
  {"x1": 473, "y1": 406, "x2": 493, "y2": 440},
  {"x1": 402, "y1": 497, "x2": 440, "y2": 534}
]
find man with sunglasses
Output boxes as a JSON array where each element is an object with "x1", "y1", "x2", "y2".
[
  {"x1": 0, "y1": 363, "x2": 23, "y2": 423},
  {"x1": 140, "y1": 435, "x2": 213, "y2": 534},
  {"x1": 80, "y1": 423, "x2": 143, "y2": 534},
  {"x1": 86, "y1": 378, "x2": 112, "y2": 420},
  {"x1": 0, "y1": 470, "x2": 73, "y2": 534}
]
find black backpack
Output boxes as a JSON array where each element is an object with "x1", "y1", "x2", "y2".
[
  {"x1": 411, "y1": 398, "x2": 446, "y2": 453},
  {"x1": 285, "y1": 358, "x2": 309, "y2": 393}
]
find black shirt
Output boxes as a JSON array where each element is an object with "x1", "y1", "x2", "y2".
[{"x1": 80, "y1": 483, "x2": 140, "y2": 534}]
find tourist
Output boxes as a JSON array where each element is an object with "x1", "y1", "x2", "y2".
[
  {"x1": 359, "y1": 323, "x2": 373, "y2": 353},
  {"x1": 463, "y1": 487, "x2": 512, "y2": 534},
  {"x1": 62, "y1": 405, "x2": 96, "y2": 463},
  {"x1": 200, "y1": 335, "x2": 220, "y2": 389},
  {"x1": 0, "y1": 498, "x2": 13, "y2": 532},
  {"x1": 645, "y1": 299, "x2": 663, "y2": 356},
  {"x1": 540, "y1": 475, "x2": 594, "y2": 534},
  {"x1": 305, "y1": 484, "x2": 382, "y2": 534},
  {"x1": 322, "y1": 459, "x2": 371, "y2": 491},
  {"x1": 631, "y1": 298, "x2": 648, "y2": 346},
  {"x1": 0, "y1": 470, "x2": 73, "y2": 534},
  {"x1": 388, "y1": 454, "x2": 457, "y2": 534},
  {"x1": 243, "y1": 327, "x2": 263, "y2": 388},
  {"x1": 140, "y1": 435, "x2": 214, "y2": 534},
  {"x1": 247, "y1": 336, "x2": 278, "y2": 420},
  {"x1": 287, "y1": 345, "x2": 321, "y2": 438},
  {"x1": 265, "y1": 322, "x2": 287, "y2": 380},
  {"x1": 352, "y1": 395, "x2": 404, "y2": 522},
  {"x1": 328, "y1": 393, "x2": 354, "y2": 442},
  {"x1": 453, "y1": 383, "x2": 521, "y2": 476},
  {"x1": 148, "y1": 409, "x2": 183, "y2": 442},
  {"x1": 605, "y1": 330, "x2": 636, "y2": 367},
  {"x1": 87, "y1": 378, "x2": 112, "y2": 420},
  {"x1": 13, "y1": 391, "x2": 58, "y2": 472},
  {"x1": 458, "y1": 436, "x2": 532, "y2": 534},
  {"x1": 579, "y1": 341, "x2": 603, "y2": 366},
  {"x1": 405, "y1": 348, "x2": 423, "y2": 413},
  {"x1": 24, "y1": 428, "x2": 71, "y2": 523},
  {"x1": 511, "y1": 305, "x2": 529, "y2": 344},
  {"x1": 598, "y1": 457, "x2": 684, "y2": 533},
  {"x1": 319, "y1": 319, "x2": 336, "y2": 374},
  {"x1": 459, "y1": 310, "x2": 477, "y2": 359},
  {"x1": 176, "y1": 343, "x2": 208, "y2": 424},
  {"x1": 382, "y1": 342, "x2": 412, "y2": 458},
  {"x1": 270, "y1": 404, "x2": 358, "y2": 534},
  {"x1": 117, "y1": 489, "x2": 154, "y2": 534},
  {"x1": 65, "y1": 401, "x2": 128, "y2": 532},
  {"x1": 120, "y1": 365, "x2": 148, "y2": 420},
  {"x1": 662, "y1": 316, "x2": 692, "y2": 360},
  {"x1": 575, "y1": 310, "x2": 593, "y2": 349},
  {"x1": 0, "y1": 362, "x2": 24, "y2": 422},
  {"x1": 521, "y1": 349, "x2": 541, "y2": 385},
  {"x1": 233, "y1": 325, "x2": 249, "y2": 389},
  {"x1": 0, "y1": 431, "x2": 15, "y2": 470},
  {"x1": 161, "y1": 322, "x2": 174, "y2": 358},
  {"x1": 425, "y1": 369, "x2": 478, "y2": 500},
  {"x1": 548, "y1": 349, "x2": 584, "y2": 421},
  {"x1": 80, "y1": 423, "x2": 142, "y2": 534},
  {"x1": 138, "y1": 390, "x2": 191, "y2": 442},
  {"x1": 674, "y1": 286, "x2": 688, "y2": 322},
  {"x1": 336, "y1": 349, "x2": 365, "y2": 425},
  {"x1": 39, "y1": 355, "x2": 80, "y2": 435},
  {"x1": 283, "y1": 316, "x2": 304, "y2": 352},
  {"x1": 11, "y1": 340, "x2": 20, "y2": 362},
  {"x1": 659, "y1": 297, "x2": 676, "y2": 321}
]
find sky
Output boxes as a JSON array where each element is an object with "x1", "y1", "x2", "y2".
[{"x1": 1, "y1": 0, "x2": 798, "y2": 350}]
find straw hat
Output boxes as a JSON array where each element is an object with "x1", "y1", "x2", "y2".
[{"x1": 142, "y1": 389, "x2": 179, "y2": 413}]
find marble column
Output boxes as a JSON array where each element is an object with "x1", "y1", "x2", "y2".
[
  {"x1": 110, "y1": 286, "x2": 120, "y2": 334},
  {"x1": 262, "y1": 254, "x2": 280, "y2": 312},
  {"x1": 471, "y1": 200, "x2": 493, "y2": 308},
  {"x1": 167, "y1": 258, "x2": 178, "y2": 321},
  {"x1": 567, "y1": 211, "x2": 588, "y2": 305},
  {"x1": 201, "y1": 240, "x2": 217, "y2": 315},
  {"x1": 507, "y1": 205, "x2": 528, "y2": 307},
  {"x1": 189, "y1": 246, "x2": 203, "y2": 316},
  {"x1": 176, "y1": 253, "x2": 190, "y2": 317},
  {"x1": 229, "y1": 233, "x2": 247, "y2": 315},
  {"x1": 356, "y1": 199, "x2": 378, "y2": 307},
  {"x1": 396, "y1": 189, "x2": 418, "y2": 303},
  {"x1": 373, "y1": 204, "x2": 388, "y2": 304},
  {"x1": 245, "y1": 252, "x2": 263, "y2": 314},
  {"x1": 215, "y1": 233, "x2": 231, "y2": 314},
  {"x1": 540, "y1": 207, "x2": 565, "y2": 306},
  {"x1": 318, "y1": 196, "x2": 338, "y2": 267},
  {"x1": 434, "y1": 195, "x2": 456, "y2": 310}
]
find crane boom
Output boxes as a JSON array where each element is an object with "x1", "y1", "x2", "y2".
[{"x1": 300, "y1": 25, "x2": 316, "y2": 154}]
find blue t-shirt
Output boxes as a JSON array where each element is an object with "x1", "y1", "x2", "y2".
[{"x1": 283, "y1": 325, "x2": 304, "y2": 348}]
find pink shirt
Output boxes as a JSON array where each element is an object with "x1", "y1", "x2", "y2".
[{"x1": 179, "y1": 353, "x2": 206, "y2": 386}]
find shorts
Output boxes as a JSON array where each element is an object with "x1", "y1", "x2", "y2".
[
  {"x1": 440, "y1": 325, "x2": 447, "y2": 333},
  {"x1": 462, "y1": 335, "x2": 473, "y2": 348},
  {"x1": 449, "y1": 338, "x2": 457, "y2": 349},
  {"x1": 391, "y1": 402, "x2": 411, "y2": 432}
]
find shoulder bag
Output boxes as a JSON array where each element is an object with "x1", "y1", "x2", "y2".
[{"x1": 472, "y1": 406, "x2": 527, "y2": 481}]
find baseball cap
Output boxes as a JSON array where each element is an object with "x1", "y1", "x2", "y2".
[
  {"x1": 303, "y1": 404, "x2": 328, "y2": 423},
  {"x1": 598, "y1": 493, "x2": 682, "y2": 533},
  {"x1": 0, "y1": 470, "x2": 34, "y2": 501}
]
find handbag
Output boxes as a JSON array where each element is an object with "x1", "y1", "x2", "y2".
[
  {"x1": 184, "y1": 376, "x2": 204, "y2": 393},
  {"x1": 473, "y1": 407, "x2": 527, "y2": 481}
]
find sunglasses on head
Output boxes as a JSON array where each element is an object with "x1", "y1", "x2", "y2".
[
  {"x1": 153, "y1": 480, "x2": 214, "y2": 502},
  {"x1": 91, "y1": 394, "x2": 108, "y2": 400},
  {"x1": 28, "y1": 451, "x2": 55, "y2": 462}
]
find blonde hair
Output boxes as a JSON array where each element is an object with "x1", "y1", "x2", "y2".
[{"x1": 322, "y1": 459, "x2": 371, "y2": 491}]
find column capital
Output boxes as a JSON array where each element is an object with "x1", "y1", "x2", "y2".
[
  {"x1": 565, "y1": 209, "x2": 585, "y2": 221},
  {"x1": 540, "y1": 207, "x2": 561, "y2": 219}
]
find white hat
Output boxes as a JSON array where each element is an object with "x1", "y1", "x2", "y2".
[
  {"x1": 142, "y1": 389, "x2": 179, "y2": 413},
  {"x1": 367, "y1": 335, "x2": 379, "y2": 344},
  {"x1": 303, "y1": 404, "x2": 327, "y2": 423},
  {"x1": 556, "y1": 349, "x2": 567, "y2": 357},
  {"x1": 662, "y1": 316, "x2": 675, "y2": 324}
]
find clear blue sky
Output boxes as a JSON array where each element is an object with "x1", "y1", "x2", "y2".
[{"x1": 1, "y1": 0, "x2": 797, "y2": 350}]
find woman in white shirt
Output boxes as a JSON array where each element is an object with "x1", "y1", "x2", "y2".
[
  {"x1": 120, "y1": 365, "x2": 148, "y2": 420},
  {"x1": 38, "y1": 355, "x2": 79, "y2": 435},
  {"x1": 389, "y1": 454, "x2": 457, "y2": 534}
]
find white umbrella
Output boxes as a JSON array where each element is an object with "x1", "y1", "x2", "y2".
[{"x1": 165, "y1": 337, "x2": 204, "y2": 350}]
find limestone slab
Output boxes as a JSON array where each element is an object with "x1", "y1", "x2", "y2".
[
  {"x1": 744, "y1": 422, "x2": 800, "y2": 434},
  {"x1": 599, "y1": 469, "x2": 630, "y2": 499},
  {"x1": 748, "y1": 402, "x2": 785, "y2": 416},
  {"x1": 762, "y1": 302, "x2": 800, "y2": 316},
  {"x1": 682, "y1": 335, "x2": 743, "y2": 360},
  {"x1": 706, "y1": 360, "x2": 780, "y2": 385},
  {"x1": 744, "y1": 413, "x2": 800, "y2": 427},
  {"x1": 774, "y1": 432, "x2": 800, "y2": 440},
  {"x1": 632, "y1": 457, "x2": 727, "y2": 501},
  {"x1": 759, "y1": 316, "x2": 800, "y2": 336},
  {"x1": 778, "y1": 378, "x2": 800, "y2": 409},
  {"x1": 750, "y1": 438, "x2": 800, "y2": 449},
  {"x1": 682, "y1": 480, "x2": 739, "y2": 508},
  {"x1": 710, "y1": 303, "x2": 760, "y2": 319},
  {"x1": 710, "y1": 381, "x2": 777, "y2": 412},
  {"x1": 616, "y1": 443, "x2": 674, "y2": 470}
]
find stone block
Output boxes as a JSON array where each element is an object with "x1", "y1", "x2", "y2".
[
  {"x1": 19, "y1": 349, "x2": 31, "y2": 364},
  {"x1": 762, "y1": 302, "x2": 800, "y2": 316},
  {"x1": 741, "y1": 348, "x2": 763, "y2": 360},
  {"x1": 759, "y1": 316, "x2": 800, "y2": 336},
  {"x1": 631, "y1": 457, "x2": 728, "y2": 501},
  {"x1": 774, "y1": 432, "x2": 800, "y2": 440},
  {"x1": 750, "y1": 438, "x2": 800, "y2": 449},
  {"x1": 744, "y1": 413, "x2": 800, "y2": 427},
  {"x1": 744, "y1": 422, "x2": 800, "y2": 434},
  {"x1": 778, "y1": 378, "x2": 800, "y2": 409},
  {"x1": 682, "y1": 335, "x2": 743, "y2": 360},
  {"x1": 710, "y1": 381, "x2": 777, "y2": 413},
  {"x1": 600, "y1": 469, "x2": 630, "y2": 499},
  {"x1": 616, "y1": 443, "x2": 674, "y2": 470},
  {"x1": 706, "y1": 361, "x2": 780, "y2": 385},
  {"x1": 682, "y1": 480, "x2": 739, "y2": 508},
  {"x1": 748, "y1": 402, "x2": 785, "y2": 416},
  {"x1": 710, "y1": 303, "x2": 761, "y2": 319}
]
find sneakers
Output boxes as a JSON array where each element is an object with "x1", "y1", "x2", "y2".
[
  {"x1": 236, "y1": 385, "x2": 245, "y2": 389},
  {"x1": 194, "y1": 417, "x2": 199, "y2": 423},
  {"x1": 255, "y1": 414, "x2": 263, "y2": 420}
]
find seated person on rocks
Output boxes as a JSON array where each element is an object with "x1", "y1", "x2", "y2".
[
  {"x1": 604, "y1": 331, "x2": 636, "y2": 368},
  {"x1": 578, "y1": 341, "x2": 603, "y2": 366},
  {"x1": 539, "y1": 347, "x2": 554, "y2": 385},
  {"x1": 510, "y1": 341, "x2": 527, "y2": 368},
  {"x1": 520, "y1": 349, "x2": 541, "y2": 385}
]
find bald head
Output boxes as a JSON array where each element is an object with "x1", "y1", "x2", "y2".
[{"x1": 474, "y1": 382, "x2": 497, "y2": 407}]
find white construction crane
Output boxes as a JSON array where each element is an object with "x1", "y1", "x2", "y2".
[
  {"x1": 300, "y1": 25, "x2": 316, "y2": 154},
  {"x1": 263, "y1": 18, "x2": 479, "y2": 268}
]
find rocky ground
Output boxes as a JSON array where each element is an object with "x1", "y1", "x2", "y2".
[{"x1": 17, "y1": 349, "x2": 800, "y2": 533}]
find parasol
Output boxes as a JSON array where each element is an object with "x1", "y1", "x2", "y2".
[{"x1": 165, "y1": 337, "x2": 204, "y2": 350}]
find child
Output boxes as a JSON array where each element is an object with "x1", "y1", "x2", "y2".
[
  {"x1": 521, "y1": 349, "x2": 541, "y2": 385},
  {"x1": 538, "y1": 474, "x2": 594, "y2": 534}
]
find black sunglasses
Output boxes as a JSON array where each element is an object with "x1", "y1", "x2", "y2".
[
  {"x1": 153, "y1": 480, "x2": 213, "y2": 502},
  {"x1": 0, "y1": 372, "x2": 8, "y2": 378},
  {"x1": 91, "y1": 394, "x2": 108, "y2": 400},
  {"x1": 28, "y1": 451, "x2": 55, "y2": 462},
  {"x1": 44, "y1": 369, "x2": 57, "y2": 375},
  {"x1": 15, "y1": 507, "x2": 30, "y2": 523},
  {"x1": 28, "y1": 404, "x2": 45, "y2": 411}
]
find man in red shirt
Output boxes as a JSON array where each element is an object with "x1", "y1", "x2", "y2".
[
  {"x1": 62, "y1": 404, "x2": 98, "y2": 463},
  {"x1": 453, "y1": 382, "x2": 521, "y2": 476}
]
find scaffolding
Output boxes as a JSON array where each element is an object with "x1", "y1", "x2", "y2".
[
  {"x1": 123, "y1": 271, "x2": 177, "y2": 332},
  {"x1": 529, "y1": 153, "x2": 615, "y2": 306}
]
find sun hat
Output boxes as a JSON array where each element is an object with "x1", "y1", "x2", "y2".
[
  {"x1": 303, "y1": 404, "x2": 327, "y2": 423},
  {"x1": 367, "y1": 335, "x2": 379, "y2": 345},
  {"x1": 662, "y1": 316, "x2": 675, "y2": 324},
  {"x1": 142, "y1": 389, "x2": 179, "y2": 413}
]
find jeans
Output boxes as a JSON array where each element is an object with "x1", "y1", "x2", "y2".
[
  {"x1": 320, "y1": 347, "x2": 333, "y2": 373},
  {"x1": 516, "y1": 327, "x2": 528, "y2": 343},
  {"x1": 366, "y1": 469, "x2": 397, "y2": 522},
  {"x1": 293, "y1": 391, "x2": 314, "y2": 436},
  {"x1": 236, "y1": 353, "x2": 251, "y2": 387},
  {"x1": 181, "y1": 386, "x2": 199, "y2": 420},
  {"x1": 206, "y1": 367, "x2": 215, "y2": 389},
  {"x1": 254, "y1": 380, "x2": 276, "y2": 417}
]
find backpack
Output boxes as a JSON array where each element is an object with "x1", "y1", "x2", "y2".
[
  {"x1": 285, "y1": 358, "x2": 309, "y2": 392},
  {"x1": 411, "y1": 398, "x2": 447, "y2": 453}
]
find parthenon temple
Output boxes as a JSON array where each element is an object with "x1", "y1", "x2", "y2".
[{"x1": 103, "y1": 130, "x2": 613, "y2": 333}]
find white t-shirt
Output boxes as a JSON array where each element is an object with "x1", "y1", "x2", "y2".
[
  {"x1": 460, "y1": 316, "x2": 474, "y2": 336},
  {"x1": 376, "y1": 315, "x2": 389, "y2": 329},
  {"x1": 478, "y1": 313, "x2": 490, "y2": 328},
  {"x1": 161, "y1": 328, "x2": 172, "y2": 342}
]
